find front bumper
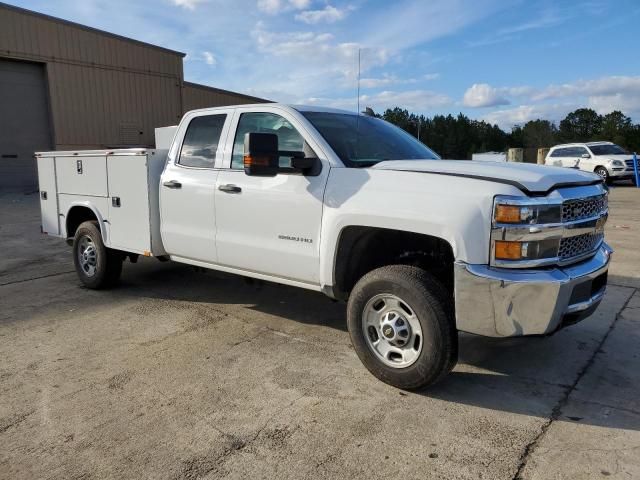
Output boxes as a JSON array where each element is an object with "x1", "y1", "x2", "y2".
[
  {"x1": 610, "y1": 168, "x2": 635, "y2": 178},
  {"x1": 454, "y1": 243, "x2": 612, "y2": 337}
]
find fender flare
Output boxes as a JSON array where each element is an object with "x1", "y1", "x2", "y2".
[{"x1": 64, "y1": 201, "x2": 109, "y2": 245}]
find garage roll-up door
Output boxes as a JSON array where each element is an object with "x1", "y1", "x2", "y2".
[{"x1": 0, "y1": 59, "x2": 52, "y2": 191}]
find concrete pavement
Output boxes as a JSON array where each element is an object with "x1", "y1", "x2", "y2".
[{"x1": 1, "y1": 186, "x2": 639, "y2": 479}]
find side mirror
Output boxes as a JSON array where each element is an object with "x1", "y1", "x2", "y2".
[
  {"x1": 581, "y1": 153, "x2": 591, "y2": 158},
  {"x1": 244, "y1": 132, "x2": 279, "y2": 176}
]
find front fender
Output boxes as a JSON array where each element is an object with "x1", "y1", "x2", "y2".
[{"x1": 319, "y1": 167, "x2": 524, "y2": 288}]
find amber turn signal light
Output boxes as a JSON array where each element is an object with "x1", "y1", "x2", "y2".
[
  {"x1": 243, "y1": 154, "x2": 271, "y2": 168},
  {"x1": 494, "y1": 241, "x2": 524, "y2": 260},
  {"x1": 494, "y1": 205, "x2": 523, "y2": 223}
]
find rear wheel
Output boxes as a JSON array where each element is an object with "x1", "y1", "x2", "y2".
[
  {"x1": 73, "y1": 221, "x2": 123, "y2": 289},
  {"x1": 595, "y1": 167, "x2": 610, "y2": 185},
  {"x1": 347, "y1": 265, "x2": 457, "y2": 390}
]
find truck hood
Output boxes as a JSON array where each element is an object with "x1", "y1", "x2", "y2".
[{"x1": 371, "y1": 160, "x2": 602, "y2": 195}]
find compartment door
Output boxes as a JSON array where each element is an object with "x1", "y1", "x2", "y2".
[
  {"x1": 107, "y1": 155, "x2": 152, "y2": 253},
  {"x1": 36, "y1": 157, "x2": 59, "y2": 235},
  {"x1": 56, "y1": 156, "x2": 108, "y2": 196}
]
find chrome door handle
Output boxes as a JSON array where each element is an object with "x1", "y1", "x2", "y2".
[
  {"x1": 163, "y1": 180, "x2": 182, "y2": 189},
  {"x1": 218, "y1": 184, "x2": 242, "y2": 193}
]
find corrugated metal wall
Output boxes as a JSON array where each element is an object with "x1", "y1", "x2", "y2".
[
  {"x1": 0, "y1": 3, "x2": 185, "y2": 149},
  {"x1": 183, "y1": 82, "x2": 267, "y2": 112},
  {"x1": 0, "y1": 3, "x2": 269, "y2": 188}
]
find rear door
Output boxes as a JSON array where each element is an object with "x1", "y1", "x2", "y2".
[{"x1": 160, "y1": 110, "x2": 233, "y2": 263}]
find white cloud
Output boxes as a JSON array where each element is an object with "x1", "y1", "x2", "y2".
[
  {"x1": 360, "y1": 76, "x2": 398, "y2": 89},
  {"x1": 423, "y1": 73, "x2": 440, "y2": 81},
  {"x1": 251, "y1": 24, "x2": 390, "y2": 96},
  {"x1": 497, "y1": 9, "x2": 564, "y2": 35},
  {"x1": 257, "y1": 0, "x2": 310, "y2": 14},
  {"x1": 362, "y1": 0, "x2": 504, "y2": 51},
  {"x1": 306, "y1": 89, "x2": 452, "y2": 112},
  {"x1": 203, "y1": 51, "x2": 216, "y2": 66},
  {"x1": 466, "y1": 76, "x2": 640, "y2": 128},
  {"x1": 289, "y1": 0, "x2": 311, "y2": 8},
  {"x1": 588, "y1": 93, "x2": 640, "y2": 116},
  {"x1": 532, "y1": 76, "x2": 640, "y2": 101},
  {"x1": 170, "y1": 0, "x2": 206, "y2": 10},
  {"x1": 257, "y1": 0, "x2": 281, "y2": 14},
  {"x1": 295, "y1": 5, "x2": 350, "y2": 24},
  {"x1": 482, "y1": 104, "x2": 575, "y2": 130},
  {"x1": 463, "y1": 83, "x2": 509, "y2": 107}
]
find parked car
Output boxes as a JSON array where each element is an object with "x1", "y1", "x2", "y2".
[
  {"x1": 36, "y1": 104, "x2": 611, "y2": 389},
  {"x1": 545, "y1": 141, "x2": 639, "y2": 184}
]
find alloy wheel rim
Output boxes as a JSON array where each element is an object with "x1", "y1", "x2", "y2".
[
  {"x1": 362, "y1": 293, "x2": 423, "y2": 368},
  {"x1": 77, "y1": 236, "x2": 98, "y2": 277}
]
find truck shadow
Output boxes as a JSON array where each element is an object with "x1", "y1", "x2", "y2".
[{"x1": 125, "y1": 260, "x2": 639, "y2": 432}]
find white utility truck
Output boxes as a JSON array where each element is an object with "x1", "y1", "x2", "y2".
[{"x1": 36, "y1": 104, "x2": 612, "y2": 389}]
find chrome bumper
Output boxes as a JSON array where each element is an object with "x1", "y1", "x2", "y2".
[{"x1": 454, "y1": 243, "x2": 612, "y2": 337}]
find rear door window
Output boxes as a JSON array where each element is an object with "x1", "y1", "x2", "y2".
[{"x1": 179, "y1": 114, "x2": 227, "y2": 168}]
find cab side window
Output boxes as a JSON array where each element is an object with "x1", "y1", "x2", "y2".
[
  {"x1": 179, "y1": 114, "x2": 227, "y2": 168},
  {"x1": 231, "y1": 112, "x2": 305, "y2": 169}
]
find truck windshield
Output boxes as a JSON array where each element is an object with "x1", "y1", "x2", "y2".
[
  {"x1": 301, "y1": 111, "x2": 439, "y2": 167},
  {"x1": 589, "y1": 144, "x2": 628, "y2": 155}
]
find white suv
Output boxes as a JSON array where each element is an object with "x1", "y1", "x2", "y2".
[{"x1": 545, "y1": 141, "x2": 638, "y2": 184}]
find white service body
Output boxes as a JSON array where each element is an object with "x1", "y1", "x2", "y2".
[{"x1": 36, "y1": 149, "x2": 167, "y2": 256}]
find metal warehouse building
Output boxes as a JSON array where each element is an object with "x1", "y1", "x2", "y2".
[{"x1": 0, "y1": 2, "x2": 267, "y2": 190}]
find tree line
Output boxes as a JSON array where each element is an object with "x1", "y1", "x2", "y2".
[{"x1": 372, "y1": 107, "x2": 640, "y2": 159}]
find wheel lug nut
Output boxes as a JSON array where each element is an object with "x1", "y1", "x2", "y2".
[{"x1": 396, "y1": 319, "x2": 404, "y2": 326}]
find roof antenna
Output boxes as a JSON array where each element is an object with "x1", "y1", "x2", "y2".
[{"x1": 356, "y1": 47, "x2": 361, "y2": 114}]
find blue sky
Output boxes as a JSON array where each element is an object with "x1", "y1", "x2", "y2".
[{"x1": 9, "y1": 0, "x2": 640, "y2": 129}]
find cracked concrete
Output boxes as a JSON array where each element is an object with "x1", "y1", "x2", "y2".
[{"x1": 1, "y1": 186, "x2": 639, "y2": 479}]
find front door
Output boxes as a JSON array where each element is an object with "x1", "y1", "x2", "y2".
[
  {"x1": 160, "y1": 111, "x2": 232, "y2": 263},
  {"x1": 214, "y1": 109, "x2": 329, "y2": 285}
]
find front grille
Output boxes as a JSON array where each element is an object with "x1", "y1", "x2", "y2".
[
  {"x1": 558, "y1": 232, "x2": 604, "y2": 260},
  {"x1": 625, "y1": 159, "x2": 640, "y2": 170},
  {"x1": 562, "y1": 195, "x2": 607, "y2": 223}
]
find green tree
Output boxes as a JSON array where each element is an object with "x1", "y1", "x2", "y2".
[
  {"x1": 558, "y1": 108, "x2": 602, "y2": 142},
  {"x1": 521, "y1": 119, "x2": 557, "y2": 148},
  {"x1": 376, "y1": 104, "x2": 640, "y2": 159},
  {"x1": 600, "y1": 110, "x2": 632, "y2": 147}
]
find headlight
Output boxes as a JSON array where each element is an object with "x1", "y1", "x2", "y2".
[
  {"x1": 491, "y1": 191, "x2": 608, "y2": 268},
  {"x1": 492, "y1": 196, "x2": 563, "y2": 265},
  {"x1": 611, "y1": 160, "x2": 624, "y2": 167},
  {"x1": 493, "y1": 198, "x2": 561, "y2": 225}
]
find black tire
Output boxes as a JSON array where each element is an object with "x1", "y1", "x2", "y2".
[
  {"x1": 72, "y1": 220, "x2": 123, "y2": 289},
  {"x1": 347, "y1": 265, "x2": 457, "y2": 390},
  {"x1": 595, "y1": 167, "x2": 611, "y2": 185}
]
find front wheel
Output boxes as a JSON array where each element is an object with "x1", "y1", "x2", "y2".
[
  {"x1": 347, "y1": 265, "x2": 458, "y2": 390},
  {"x1": 595, "y1": 167, "x2": 610, "y2": 185},
  {"x1": 73, "y1": 220, "x2": 123, "y2": 289}
]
